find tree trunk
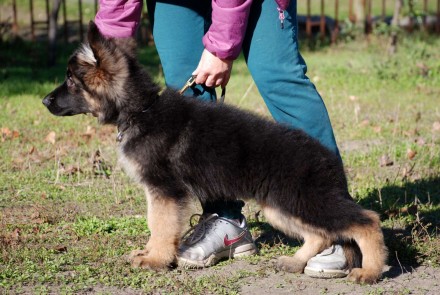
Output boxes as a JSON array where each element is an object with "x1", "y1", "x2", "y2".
[
  {"x1": 354, "y1": 0, "x2": 365, "y2": 28},
  {"x1": 48, "y1": 0, "x2": 63, "y2": 67},
  {"x1": 389, "y1": 0, "x2": 404, "y2": 55}
]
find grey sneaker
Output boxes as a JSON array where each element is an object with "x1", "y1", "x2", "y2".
[
  {"x1": 178, "y1": 213, "x2": 257, "y2": 268},
  {"x1": 304, "y1": 245, "x2": 349, "y2": 278}
]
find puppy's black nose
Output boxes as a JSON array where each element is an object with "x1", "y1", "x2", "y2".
[{"x1": 42, "y1": 96, "x2": 53, "y2": 107}]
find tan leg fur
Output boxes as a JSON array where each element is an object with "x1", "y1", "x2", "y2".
[
  {"x1": 130, "y1": 187, "x2": 185, "y2": 270},
  {"x1": 263, "y1": 206, "x2": 332, "y2": 273},
  {"x1": 344, "y1": 210, "x2": 387, "y2": 284}
]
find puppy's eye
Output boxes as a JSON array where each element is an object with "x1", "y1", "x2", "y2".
[{"x1": 66, "y1": 70, "x2": 75, "y2": 88}]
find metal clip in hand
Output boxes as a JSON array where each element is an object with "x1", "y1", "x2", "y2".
[
  {"x1": 179, "y1": 75, "x2": 226, "y2": 104},
  {"x1": 179, "y1": 75, "x2": 197, "y2": 95}
]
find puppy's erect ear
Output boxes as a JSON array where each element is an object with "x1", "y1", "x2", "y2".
[
  {"x1": 87, "y1": 21, "x2": 137, "y2": 62},
  {"x1": 87, "y1": 21, "x2": 107, "y2": 64}
]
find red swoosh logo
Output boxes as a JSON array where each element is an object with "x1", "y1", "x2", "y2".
[{"x1": 224, "y1": 231, "x2": 246, "y2": 247}]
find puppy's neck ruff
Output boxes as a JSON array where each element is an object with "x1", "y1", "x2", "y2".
[{"x1": 116, "y1": 94, "x2": 160, "y2": 142}]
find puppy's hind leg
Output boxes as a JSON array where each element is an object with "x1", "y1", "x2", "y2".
[
  {"x1": 343, "y1": 210, "x2": 387, "y2": 284},
  {"x1": 263, "y1": 206, "x2": 331, "y2": 273}
]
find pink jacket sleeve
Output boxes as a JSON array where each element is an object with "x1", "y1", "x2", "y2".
[
  {"x1": 94, "y1": 0, "x2": 256, "y2": 60},
  {"x1": 203, "y1": 0, "x2": 253, "y2": 60},
  {"x1": 95, "y1": 0, "x2": 143, "y2": 38}
]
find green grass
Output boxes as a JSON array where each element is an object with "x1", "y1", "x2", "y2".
[{"x1": 1, "y1": 31, "x2": 440, "y2": 293}]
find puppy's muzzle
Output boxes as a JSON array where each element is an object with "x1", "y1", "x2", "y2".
[
  {"x1": 43, "y1": 94, "x2": 54, "y2": 107},
  {"x1": 42, "y1": 95, "x2": 54, "y2": 107}
]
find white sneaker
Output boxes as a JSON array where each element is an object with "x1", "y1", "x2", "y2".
[
  {"x1": 178, "y1": 214, "x2": 257, "y2": 268},
  {"x1": 304, "y1": 245, "x2": 349, "y2": 278}
]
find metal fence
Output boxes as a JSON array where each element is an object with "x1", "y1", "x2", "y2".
[
  {"x1": 1, "y1": 0, "x2": 439, "y2": 44},
  {"x1": 302, "y1": 0, "x2": 440, "y2": 42},
  {"x1": 1, "y1": 0, "x2": 97, "y2": 42}
]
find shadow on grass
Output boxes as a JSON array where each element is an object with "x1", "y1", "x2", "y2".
[
  {"x1": 361, "y1": 176, "x2": 440, "y2": 276},
  {"x1": 249, "y1": 220, "x2": 301, "y2": 248},
  {"x1": 358, "y1": 176, "x2": 440, "y2": 217},
  {"x1": 247, "y1": 176, "x2": 439, "y2": 280},
  {"x1": 364, "y1": 176, "x2": 440, "y2": 278}
]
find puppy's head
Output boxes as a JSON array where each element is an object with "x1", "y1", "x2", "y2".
[{"x1": 42, "y1": 21, "x2": 137, "y2": 124}]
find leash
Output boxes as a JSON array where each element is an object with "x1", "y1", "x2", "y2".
[{"x1": 179, "y1": 75, "x2": 226, "y2": 104}]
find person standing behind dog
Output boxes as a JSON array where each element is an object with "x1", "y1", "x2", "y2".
[{"x1": 95, "y1": 0, "x2": 348, "y2": 278}]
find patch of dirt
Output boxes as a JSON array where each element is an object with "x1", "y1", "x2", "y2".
[
  {"x1": 191, "y1": 259, "x2": 440, "y2": 294},
  {"x1": 339, "y1": 139, "x2": 383, "y2": 153}
]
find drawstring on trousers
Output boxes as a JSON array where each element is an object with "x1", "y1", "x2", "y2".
[{"x1": 277, "y1": 7, "x2": 285, "y2": 29}]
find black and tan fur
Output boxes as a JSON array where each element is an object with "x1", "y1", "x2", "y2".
[{"x1": 42, "y1": 21, "x2": 387, "y2": 284}]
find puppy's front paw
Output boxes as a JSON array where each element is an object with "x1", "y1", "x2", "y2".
[
  {"x1": 131, "y1": 254, "x2": 172, "y2": 270},
  {"x1": 347, "y1": 268, "x2": 380, "y2": 284},
  {"x1": 127, "y1": 249, "x2": 149, "y2": 263},
  {"x1": 276, "y1": 256, "x2": 306, "y2": 273}
]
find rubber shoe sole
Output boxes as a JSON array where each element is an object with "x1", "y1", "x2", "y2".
[
  {"x1": 178, "y1": 243, "x2": 257, "y2": 268},
  {"x1": 304, "y1": 266, "x2": 349, "y2": 279}
]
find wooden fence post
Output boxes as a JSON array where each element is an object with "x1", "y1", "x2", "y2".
[
  {"x1": 29, "y1": 0, "x2": 34, "y2": 40},
  {"x1": 62, "y1": 0, "x2": 67, "y2": 43},
  {"x1": 332, "y1": 0, "x2": 339, "y2": 44},
  {"x1": 437, "y1": 0, "x2": 440, "y2": 33},
  {"x1": 306, "y1": 0, "x2": 312, "y2": 38},
  {"x1": 78, "y1": 0, "x2": 83, "y2": 41},
  {"x1": 12, "y1": 0, "x2": 18, "y2": 35},
  {"x1": 320, "y1": 0, "x2": 325, "y2": 40}
]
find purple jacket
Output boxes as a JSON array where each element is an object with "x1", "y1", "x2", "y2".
[{"x1": 95, "y1": 0, "x2": 290, "y2": 60}]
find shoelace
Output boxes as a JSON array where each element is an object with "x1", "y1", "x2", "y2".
[
  {"x1": 181, "y1": 213, "x2": 219, "y2": 246},
  {"x1": 317, "y1": 245, "x2": 345, "y2": 257}
]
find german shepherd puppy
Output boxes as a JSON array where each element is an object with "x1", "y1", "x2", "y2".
[{"x1": 43, "y1": 21, "x2": 387, "y2": 284}]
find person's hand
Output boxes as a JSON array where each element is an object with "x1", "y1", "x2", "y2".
[{"x1": 192, "y1": 49, "x2": 233, "y2": 88}]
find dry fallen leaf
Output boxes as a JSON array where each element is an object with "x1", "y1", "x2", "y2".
[
  {"x1": 62, "y1": 165, "x2": 82, "y2": 175},
  {"x1": 433, "y1": 121, "x2": 440, "y2": 132},
  {"x1": 1, "y1": 127, "x2": 11, "y2": 137},
  {"x1": 1, "y1": 127, "x2": 19, "y2": 141},
  {"x1": 81, "y1": 125, "x2": 96, "y2": 141},
  {"x1": 31, "y1": 211, "x2": 40, "y2": 220},
  {"x1": 379, "y1": 154, "x2": 393, "y2": 167},
  {"x1": 416, "y1": 62, "x2": 429, "y2": 76},
  {"x1": 11, "y1": 228, "x2": 20, "y2": 240},
  {"x1": 403, "y1": 204, "x2": 418, "y2": 215},
  {"x1": 403, "y1": 128, "x2": 419, "y2": 137},
  {"x1": 385, "y1": 204, "x2": 418, "y2": 218},
  {"x1": 349, "y1": 95, "x2": 358, "y2": 101},
  {"x1": 92, "y1": 150, "x2": 112, "y2": 178},
  {"x1": 372, "y1": 126, "x2": 382, "y2": 133},
  {"x1": 360, "y1": 119, "x2": 370, "y2": 127},
  {"x1": 407, "y1": 148, "x2": 417, "y2": 160},
  {"x1": 415, "y1": 112, "x2": 421, "y2": 123},
  {"x1": 45, "y1": 131, "x2": 56, "y2": 144},
  {"x1": 28, "y1": 146, "x2": 36, "y2": 155},
  {"x1": 54, "y1": 245, "x2": 68, "y2": 253},
  {"x1": 415, "y1": 137, "x2": 426, "y2": 146}
]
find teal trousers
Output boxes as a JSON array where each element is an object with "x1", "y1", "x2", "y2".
[{"x1": 147, "y1": 0, "x2": 340, "y2": 218}]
